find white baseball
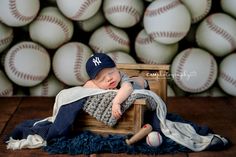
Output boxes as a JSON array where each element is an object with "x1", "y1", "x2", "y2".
[
  {"x1": 89, "y1": 25, "x2": 130, "y2": 53},
  {"x1": 103, "y1": 0, "x2": 144, "y2": 28},
  {"x1": 0, "y1": 0, "x2": 40, "y2": 27},
  {"x1": 221, "y1": 0, "x2": 236, "y2": 19},
  {"x1": 4, "y1": 41, "x2": 51, "y2": 87},
  {"x1": 107, "y1": 51, "x2": 136, "y2": 64},
  {"x1": 190, "y1": 86, "x2": 227, "y2": 97},
  {"x1": 29, "y1": 74, "x2": 66, "y2": 97},
  {"x1": 77, "y1": 9, "x2": 106, "y2": 32},
  {"x1": 0, "y1": 23, "x2": 13, "y2": 53},
  {"x1": 146, "y1": 131, "x2": 163, "y2": 147},
  {"x1": 135, "y1": 29, "x2": 178, "y2": 64},
  {"x1": 0, "y1": 70, "x2": 13, "y2": 96},
  {"x1": 171, "y1": 48, "x2": 217, "y2": 93},
  {"x1": 56, "y1": 0, "x2": 102, "y2": 21},
  {"x1": 181, "y1": 0, "x2": 212, "y2": 23},
  {"x1": 218, "y1": 53, "x2": 236, "y2": 96},
  {"x1": 196, "y1": 13, "x2": 236, "y2": 57},
  {"x1": 29, "y1": 7, "x2": 74, "y2": 49},
  {"x1": 143, "y1": 0, "x2": 191, "y2": 44},
  {"x1": 52, "y1": 42, "x2": 92, "y2": 86}
]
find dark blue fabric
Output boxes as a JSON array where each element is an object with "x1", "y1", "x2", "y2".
[
  {"x1": 44, "y1": 131, "x2": 191, "y2": 155},
  {"x1": 6, "y1": 98, "x2": 87, "y2": 142}
]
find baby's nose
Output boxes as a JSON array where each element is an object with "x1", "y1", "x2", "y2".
[{"x1": 107, "y1": 76, "x2": 112, "y2": 82}]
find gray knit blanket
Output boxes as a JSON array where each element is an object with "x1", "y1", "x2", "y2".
[{"x1": 83, "y1": 91, "x2": 156, "y2": 127}]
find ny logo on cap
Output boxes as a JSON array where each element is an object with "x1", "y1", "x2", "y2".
[{"x1": 93, "y1": 57, "x2": 102, "y2": 66}]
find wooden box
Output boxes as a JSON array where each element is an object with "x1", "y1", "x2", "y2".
[{"x1": 74, "y1": 64, "x2": 169, "y2": 135}]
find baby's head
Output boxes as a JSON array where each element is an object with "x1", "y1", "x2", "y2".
[{"x1": 86, "y1": 53, "x2": 121, "y2": 89}]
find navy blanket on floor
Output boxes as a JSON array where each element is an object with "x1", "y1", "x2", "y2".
[
  {"x1": 6, "y1": 97, "x2": 213, "y2": 154},
  {"x1": 43, "y1": 112, "x2": 212, "y2": 155}
]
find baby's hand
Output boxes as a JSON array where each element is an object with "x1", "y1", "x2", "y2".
[{"x1": 112, "y1": 103, "x2": 122, "y2": 119}]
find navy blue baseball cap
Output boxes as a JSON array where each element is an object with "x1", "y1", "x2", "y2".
[{"x1": 86, "y1": 53, "x2": 116, "y2": 79}]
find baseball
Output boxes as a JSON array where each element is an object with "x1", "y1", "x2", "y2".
[
  {"x1": 171, "y1": 48, "x2": 217, "y2": 93},
  {"x1": 29, "y1": 74, "x2": 66, "y2": 97},
  {"x1": 56, "y1": 0, "x2": 102, "y2": 21},
  {"x1": 0, "y1": 23, "x2": 13, "y2": 53},
  {"x1": 143, "y1": 0, "x2": 191, "y2": 44},
  {"x1": 0, "y1": 0, "x2": 40, "y2": 27},
  {"x1": 0, "y1": 70, "x2": 13, "y2": 96},
  {"x1": 89, "y1": 25, "x2": 130, "y2": 53},
  {"x1": 181, "y1": 0, "x2": 212, "y2": 24},
  {"x1": 29, "y1": 7, "x2": 74, "y2": 49},
  {"x1": 196, "y1": 13, "x2": 236, "y2": 57},
  {"x1": 4, "y1": 41, "x2": 51, "y2": 87},
  {"x1": 52, "y1": 42, "x2": 92, "y2": 86},
  {"x1": 218, "y1": 53, "x2": 236, "y2": 96},
  {"x1": 77, "y1": 9, "x2": 106, "y2": 32},
  {"x1": 146, "y1": 131, "x2": 163, "y2": 147},
  {"x1": 107, "y1": 51, "x2": 136, "y2": 64},
  {"x1": 221, "y1": 0, "x2": 236, "y2": 19},
  {"x1": 135, "y1": 29, "x2": 178, "y2": 64},
  {"x1": 103, "y1": 0, "x2": 144, "y2": 28}
]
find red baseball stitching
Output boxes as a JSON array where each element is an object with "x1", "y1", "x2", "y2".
[
  {"x1": 71, "y1": 0, "x2": 98, "y2": 20},
  {"x1": 175, "y1": 49, "x2": 191, "y2": 91},
  {"x1": 175, "y1": 49, "x2": 216, "y2": 92},
  {"x1": 9, "y1": 0, "x2": 37, "y2": 22},
  {"x1": 136, "y1": 33, "x2": 153, "y2": 45},
  {"x1": 36, "y1": 15, "x2": 71, "y2": 41},
  {"x1": 89, "y1": 44, "x2": 103, "y2": 52},
  {"x1": 8, "y1": 43, "x2": 48, "y2": 81},
  {"x1": 74, "y1": 44, "x2": 86, "y2": 83},
  {"x1": 137, "y1": 56, "x2": 159, "y2": 64},
  {"x1": 220, "y1": 71, "x2": 236, "y2": 88},
  {"x1": 206, "y1": 14, "x2": 236, "y2": 51},
  {"x1": 41, "y1": 79, "x2": 49, "y2": 96},
  {"x1": 0, "y1": 88, "x2": 13, "y2": 96},
  {"x1": 149, "y1": 31, "x2": 187, "y2": 39},
  {"x1": 192, "y1": 0, "x2": 211, "y2": 23},
  {"x1": 0, "y1": 32, "x2": 13, "y2": 47},
  {"x1": 105, "y1": 26, "x2": 130, "y2": 47},
  {"x1": 105, "y1": 4, "x2": 142, "y2": 23},
  {"x1": 144, "y1": 0, "x2": 180, "y2": 17},
  {"x1": 110, "y1": 53, "x2": 119, "y2": 63}
]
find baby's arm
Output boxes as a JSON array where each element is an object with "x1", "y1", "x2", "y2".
[{"x1": 112, "y1": 81, "x2": 133, "y2": 119}]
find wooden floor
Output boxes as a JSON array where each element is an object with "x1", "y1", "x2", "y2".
[{"x1": 0, "y1": 96, "x2": 235, "y2": 157}]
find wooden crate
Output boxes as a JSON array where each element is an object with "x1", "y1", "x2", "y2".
[{"x1": 74, "y1": 64, "x2": 170, "y2": 135}]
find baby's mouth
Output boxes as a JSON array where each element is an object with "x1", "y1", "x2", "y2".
[{"x1": 109, "y1": 81, "x2": 116, "y2": 87}]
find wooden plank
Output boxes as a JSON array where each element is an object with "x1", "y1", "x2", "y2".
[
  {"x1": 1, "y1": 97, "x2": 54, "y2": 136},
  {"x1": 117, "y1": 63, "x2": 170, "y2": 70},
  {"x1": 0, "y1": 97, "x2": 22, "y2": 135}
]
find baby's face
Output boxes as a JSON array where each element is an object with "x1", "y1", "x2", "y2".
[{"x1": 93, "y1": 67, "x2": 121, "y2": 89}]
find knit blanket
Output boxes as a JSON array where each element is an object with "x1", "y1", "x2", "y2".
[
  {"x1": 82, "y1": 91, "x2": 156, "y2": 127},
  {"x1": 6, "y1": 87, "x2": 228, "y2": 152}
]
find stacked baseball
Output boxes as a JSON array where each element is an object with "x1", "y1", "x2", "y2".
[{"x1": 0, "y1": 0, "x2": 235, "y2": 96}]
